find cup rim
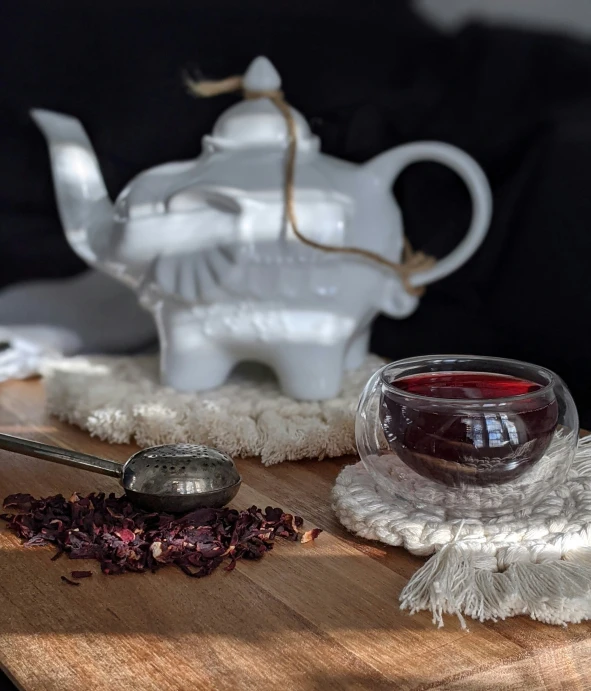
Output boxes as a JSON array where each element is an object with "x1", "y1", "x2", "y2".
[{"x1": 379, "y1": 354, "x2": 556, "y2": 405}]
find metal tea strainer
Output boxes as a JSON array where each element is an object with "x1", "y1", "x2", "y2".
[{"x1": 0, "y1": 433, "x2": 241, "y2": 513}]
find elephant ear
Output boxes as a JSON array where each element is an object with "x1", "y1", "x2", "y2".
[{"x1": 149, "y1": 248, "x2": 249, "y2": 304}]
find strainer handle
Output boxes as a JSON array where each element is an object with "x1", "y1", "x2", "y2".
[{"x1": 0, "y1": 432, "x2": 122, "y2": 478}]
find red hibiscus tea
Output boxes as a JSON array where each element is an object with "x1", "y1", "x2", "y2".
[{"x1": 380, "y1": 371, "x2": 559, "y2": 486}]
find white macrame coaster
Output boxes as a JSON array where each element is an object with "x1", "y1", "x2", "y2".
[
  {"x1": 42, "y1": 355, "x2": 383, "y2": 465},
  {"x1": 332, "y1": 436, "x2": 591, "y2": 629}
]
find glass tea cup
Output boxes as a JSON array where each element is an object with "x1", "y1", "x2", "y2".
[{"x1": 356, "y1": 355, "x2": 579, "y2": 518}]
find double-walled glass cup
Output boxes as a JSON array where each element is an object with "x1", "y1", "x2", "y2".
[{"x1": 356, "y1": 355, "x2": 579, "y2": 518}]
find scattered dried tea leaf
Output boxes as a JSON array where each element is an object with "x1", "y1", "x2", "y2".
[
  {"x1": 3, "y1": 493, "x2": 34, "y2": 511},
  {"x1": 71, "y1": 570, "x2": 92, "y2": 579},
  {"x1": 301, "y1": 528, "x2": 323, "y2": 544},
  {"x1": 61, "y1": 576, "x2": 80, "y2": 586},
  {"x1": 284, "y1": 513, "x2": 300, "y2": 534},
  {"x1": 1, "y1": 493, "x2": 312, "y2": 579}
]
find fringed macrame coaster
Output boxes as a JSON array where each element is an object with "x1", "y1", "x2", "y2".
[
  {"x1": 332, "y1": 436, "x2": 591, "y2": 629},
  {"x1": 42, "y1": 354, "x2": 383, "y2": 465}
]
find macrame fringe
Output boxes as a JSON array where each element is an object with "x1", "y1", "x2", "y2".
[
  {"x1": 399, "y1": 543, "x2": 591, "y2": 630},
  {"x1": 333, "y1": 438, "x2": 591, "y2": 629}
]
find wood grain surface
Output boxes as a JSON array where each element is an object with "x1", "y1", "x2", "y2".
[{"x1": 0, "y1": 379, "x2": 590, "y2": 690}]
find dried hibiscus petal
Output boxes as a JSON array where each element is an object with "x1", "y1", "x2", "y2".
[
  {"x1": 301, "y1": 528, "x2": 323, "y2": 544},
  {"x1": 61, "y1": 576, "x2": 80, "y2": 586},
  {"x1": 115, "y1": 528, "x2": 135, "y2": 544},
  {"x1": 3, "y1": 493, "x2": 35, "y2": 510},
  {"x1": 23, "y1": 535, "x2": 49, "y2": 548},
  {"x1": 1, "y1": 492, "x2": 319, "y2": 580}
]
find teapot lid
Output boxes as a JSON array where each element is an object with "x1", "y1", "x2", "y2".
[{"x1": 205, "y1": 57, "x2": 319, "y2": 152}]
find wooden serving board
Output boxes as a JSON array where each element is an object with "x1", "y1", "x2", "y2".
[{"x1": 0, "y1": 380, "x2": 591, "y2": 690}]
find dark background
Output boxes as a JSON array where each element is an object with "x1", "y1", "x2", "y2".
[{"x1": 1, "y1": 0, "x2": 590, "y2": 430}]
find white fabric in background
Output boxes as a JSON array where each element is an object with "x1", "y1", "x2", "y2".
[
  {"x1": 414, "y1": 0, "x2": 591, "y2": 38},
  {"x1": 0, "y1": 325, "x2": 80, "y2": 381},
  {"x1": 0, "y1": 270, "x2": 156, "y2": 382}
]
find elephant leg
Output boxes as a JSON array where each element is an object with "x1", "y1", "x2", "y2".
[
  {"x1": 156, "y1": 308, "x2": 235, "y2": 392},
  {"x1": 344, "y1": 329, "x2": 370, "y2": 370},
  {"x1": 161, "y1": 340, "x2": 235, "y2": 392},
  {"x1": 270, "y1": 342, "x2": 347, "y2": 401}
]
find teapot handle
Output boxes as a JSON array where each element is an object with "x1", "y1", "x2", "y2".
[{"x1": 366, "y1": 142, "x2": 492, "y2": 288}]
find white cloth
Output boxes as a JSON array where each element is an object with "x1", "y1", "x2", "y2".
[
  {"x1": 0, "y1": 325, "x2": 80, "y2": 381},
  {"x1": 43, "y1": 354, "x2": 384, "y2": 465},
  {"x1": 0, "y1": 270, "x2": 156, "y2": 382}
]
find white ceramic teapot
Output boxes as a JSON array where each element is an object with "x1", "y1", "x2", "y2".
[{"x1": 32, "y1": 56, "x2": 492, "y2": 400}]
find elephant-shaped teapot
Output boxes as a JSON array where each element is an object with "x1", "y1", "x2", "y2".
[{"x1": 33, "y1": 56, "x2": 492, "y2": 400}]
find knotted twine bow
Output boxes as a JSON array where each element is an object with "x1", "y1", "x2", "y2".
[{"x1": 186, "y1": 74, "x2": 436, "y2": 296}]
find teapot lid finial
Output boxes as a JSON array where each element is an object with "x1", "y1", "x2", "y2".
[
  {"x1": 207, "y1": 56, "x2": 317, "y2": 152},
  {"x1": 242, "y1": 56, "x2": 282, "y2": 92}
]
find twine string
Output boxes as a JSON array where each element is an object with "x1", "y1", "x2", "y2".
[{"x1": 186, "y1": 75, "x2": 436, "y2": 296}]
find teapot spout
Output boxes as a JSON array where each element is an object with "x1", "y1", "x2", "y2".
[{"x1": 31, "y1": 109, "x2": 114, "y2": 270}]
